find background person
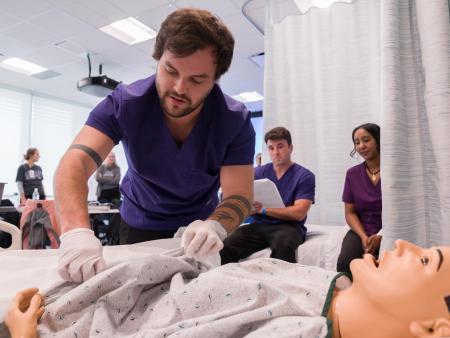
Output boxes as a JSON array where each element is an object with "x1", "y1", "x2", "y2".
[
  {"x1": 336, "y1": 123, "x2": 382, "y2": 274},
  {"x1": 16, "y1": 148, "x2": 46, "y2": 204},
  {"x1": 220, "y1": 127, "x2": 315, "y2": 264},
  {"x1": 95, "y1": 152, "x2": 121, "y2": 204},
  {"x1": 254, "y1": 152, "x2": 262, "y2": 166}
]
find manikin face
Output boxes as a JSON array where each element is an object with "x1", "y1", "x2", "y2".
[
  {"x1": 353, "y1": 128, "x2": 379, "y2": 161},
  {"x1": 156, "y1": 47, "x2": 217, "y2": 119},
  {"x1": 267, "y1": 139, "x2": 293, "y2": 167},
  {"x1": 351, "y1": 240, "x2": 450, "y2": 324}
]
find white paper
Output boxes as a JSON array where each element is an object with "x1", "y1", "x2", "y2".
[{"x1": 254, "y1": 178, "x2": 285, "y2": 208}]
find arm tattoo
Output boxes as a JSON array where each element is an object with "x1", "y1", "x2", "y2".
[
  {"x1": 69, "y1": 144, "x2": 103, "y2": 168},
  {"x1": 211, "y1": 211, "x2": 234, "y2": 223},
  {"x1": 216, "y1": 202, "x2": 245, "y2": 224},
  {"x1": 211, "y1": 195, "x2": 252, "y2": 225},
  {"x1": 221, "y1": 195, "x2": 252, "y2": 214}
]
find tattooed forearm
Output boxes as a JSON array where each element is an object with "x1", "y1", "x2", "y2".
[
  {"x1": 210, "y1": 210, "x2": 234, "y2": 223},
  {"x1": 221, "y1": 195, "x2": 252, "y2": 214},
  {"x1": 209, "y1": 194, "x2": 252, "y2": 229},
  {"x1": 215, "y1": 202, "x2": 245, "y2": 224}
]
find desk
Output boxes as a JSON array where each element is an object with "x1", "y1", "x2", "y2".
[
  {"x1": 88, "y1": 207, "x2": 120, "y2": 214},
  {"x1": 11, "y1": 206, "x2": 120, "y2": 214},
  {"x1": 0, "y1": 206, "x2": 18, "y2": 213}
]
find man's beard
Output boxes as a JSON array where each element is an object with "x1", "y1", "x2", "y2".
[
  {"x1": 156, "y1": 80, "x2": 213, "y2": 119},
  {"x1": 160, "y1": 92, "x2": 203, "y2": 119}
]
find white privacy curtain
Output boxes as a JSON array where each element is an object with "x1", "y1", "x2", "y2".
[
  {"x1": 264, "y1": 0, "x2": 450, "y2": 248},
  {"x1": 380, "y1": 0, "x2": 450, "y2": 250},
  {"x1": 264, "y1": 0, "x2": 381, "y2": 225}
]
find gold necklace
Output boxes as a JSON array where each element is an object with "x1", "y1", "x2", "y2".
[{"x1": 365, "y1": 162, "x2": 380, "y2": 182}]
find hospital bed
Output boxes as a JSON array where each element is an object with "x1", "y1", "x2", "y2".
[{"x1": 0, "y1": 222, "x2": 347, "y2": 321}]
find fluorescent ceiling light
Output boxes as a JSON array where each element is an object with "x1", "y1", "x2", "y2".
[
  {"x1": 100, "y1": 17, "x2": 157, "y2": 45},
  {"x1": 232, "y1": 91, "x2": 264, "y2": 103},
  {"x1": 1, "y1": 57, "x2": 47, "y2": 75}
]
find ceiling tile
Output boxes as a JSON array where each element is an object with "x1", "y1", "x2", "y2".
[
  {"x1": 29, "y1": 9, "x2": 96, "y2": 41},
  {"x1": 0, "y1": 34, "x2": 37, "y2": 57},
  {"x1": 223, "y1": 13, "x2": 264, "y2": 40},
  {"x1": 71, "y1": 29, "x2": 128, "y2": 55},
  {"x1": 2, "y1": 22, "x2": 60, "y2": 48},
  {"x1": 54, "y1": 40, "x2": 86, "y2": 56},
  {"x1": 24, "y1": 45, "x2": 82, "y2": 68},
  {"x1": 0, "y1": 10, "x2": 20, "y2": 31},
  {"x1": 104, "y1": 0, "x2": 169, "y2": 16},
  {"x1": 48, "y1": 1, "x2": 111, "y2": 28},
  {"x1": 0, "y1": 0, "x2": 52, "y2": 20},
  {"x1": 76, "y1": 0, "x2": 126, "y2": 22},
  {"x1": 172, "y1": 0, "x2": 240, "y2": 18},
  {"x1": 134, "y1": 4, "x2": 177, "y2": 32},
  {"x1": 52, "y1": 61, "x2": 90, "y2": 80},
  {"x1": 99, "y1": 46, "x2": 152, "y2": 67},
  {"x1": 133, "y1": 38, "x2": 156, "y2": 56}
]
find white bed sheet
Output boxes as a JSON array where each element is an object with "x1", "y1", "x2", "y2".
[{"x1": 0, "y1": 224, "x2": 347, "y2": 320}]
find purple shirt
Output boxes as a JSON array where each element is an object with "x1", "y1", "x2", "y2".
[
  {"x1": 86, "y1": 75, "x2": 255, "y2": 230},
  {"x1": 250, "y1": 163, "x2": 315, "y2": 232},
  {"x1": 342, "y1": 162, "x2": 382, "y2": 235}
]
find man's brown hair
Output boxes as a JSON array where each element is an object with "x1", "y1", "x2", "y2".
[
  {"x1": 264, "y1": 127, "x2": 292, "y2": 146},
  {"x1": 152, "y1": 8, "x2": 235, "y2": 79}
]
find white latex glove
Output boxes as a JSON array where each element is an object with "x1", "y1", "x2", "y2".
[
  {"x1": 57, "y1": 228, "x2": 106, "y2": 283},
  {"x1": 181, "y1": 220, "x2": 227, "y2": 260}
]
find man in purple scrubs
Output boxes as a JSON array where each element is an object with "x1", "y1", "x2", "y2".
[
  {"x1": 54, "y1": 8, "x2": 255, "y2": 283},
  {"x1": 220, "y1": 127, "x2": 315, "y2": 264}
]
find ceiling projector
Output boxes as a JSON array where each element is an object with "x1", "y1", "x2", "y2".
[{"x1": 77, "y1": 53, "x2": 120, "y2": 97}]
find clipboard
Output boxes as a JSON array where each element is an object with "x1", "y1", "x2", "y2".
[{"x1": 254, "y1": 178, "x2": 285, "y2": 208}]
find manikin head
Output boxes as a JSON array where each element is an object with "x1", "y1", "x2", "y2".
[
  {"x1": 338, "y1": 240, "x2": 450, "y2": 338},
  {"x1": 264, "y1": 127, "x2": 293, "y2": 168},
  {"x1": 152, "y1": 8, "x2": 234, "y2": 119}
]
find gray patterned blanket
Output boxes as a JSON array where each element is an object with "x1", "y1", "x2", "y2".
[{"x1": 6, "y1": 249, "x2": 343, "y2": 338}]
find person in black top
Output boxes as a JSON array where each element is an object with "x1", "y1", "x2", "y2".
[
  {"x1": 16, "y1": 148, "x2": 46, "y2": 204},
  {"x1": 95, "y1": 152, "x2": 121, "y2": 204}
]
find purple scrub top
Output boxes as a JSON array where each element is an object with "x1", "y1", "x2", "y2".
[
  {"x1": 86, "y1": 75, "x2": 255, "y2": 230},
  {"x1": 342, "y1": 162, "x2": 382, "y2": 235},
  {"x1": 250, "y1": 163, "x2": 315, "y2": 233}
]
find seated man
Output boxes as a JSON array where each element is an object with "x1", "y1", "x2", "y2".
[
  {"x1": 4, "y1": 240, "x2": 450, "y2": 338},
  {"x1": 220, "y1": 126, "x2": 315, "y2": 264}
]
